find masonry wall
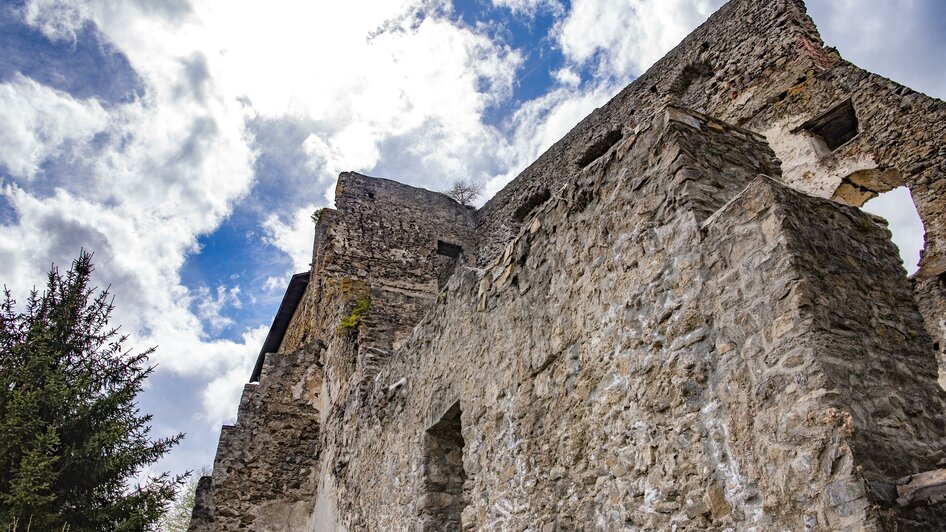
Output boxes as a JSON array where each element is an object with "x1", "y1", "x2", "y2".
[
  {"x1": 193, "y1": 172, "x2": 478, "y2": 529},
  {"x1": 309, "y1": 109, "x2": 946, "y2": 530},
  {"x1": 472, "y1": 0, "x2": 946, "y2": 365},
  {"x1": 190, "y1": 344, "x2": 323, "y2": 531},
  {"x1": 193, "y1": 0, "x2": 946, "y2": 529},
  {"x1": 702, "y1": 177, "x2": 946, "y2": 529}
]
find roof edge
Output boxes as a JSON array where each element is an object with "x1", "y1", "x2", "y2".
[{"x1": 249, "y1": 271, "x2": 310, "y2": 383}]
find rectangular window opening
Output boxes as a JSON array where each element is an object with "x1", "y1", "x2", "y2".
[
  {"x1": 437, "y1": 240, "x2": 463, "y2": 259},
  {"x1": 802, "y1": 99, "x2": 859, "y2": 153}
]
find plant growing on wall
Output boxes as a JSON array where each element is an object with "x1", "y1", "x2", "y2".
[
  {"x1": 444, "y1": 179, "x2": 483, "y2": 206},
  {"x1": 336, "y1": 295, "x2": 371, "y2": 334}
]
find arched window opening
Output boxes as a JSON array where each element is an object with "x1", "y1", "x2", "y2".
[
  {"x1": 862, "y1": 187, "x2": 925, "y2": 275},
  {"x1": 831, "y1": 168, "x2": 903, "y2": 207}
]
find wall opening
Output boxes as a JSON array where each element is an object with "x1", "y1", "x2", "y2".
[
  {"x1": 670, "y1": 61, "x2": 715, "y2": 97},
  {"x1": 419, "y1": 401, "x2": 467, "y2": 531},
  {"x1": 513, "y1": 188, "x2": 551, "y2": 222},
  {"x1": 801, "y1": 99, "x2": 859, "y2": 154},
  {"x1": 437, "y1": 240, "x2": 463, "y2": 258},
  {"x1": 831, "y1": 167, "x2": 903, "y2": 207},
  {"x1": 575, "y1": 129, "x2": 622, "y2": 168},
  {"x1": 436, "y1": 241, "x2": 463, "y2": 289},
  {"x1": 862, "y1": 186, "x2": 925, "y2": 275}
]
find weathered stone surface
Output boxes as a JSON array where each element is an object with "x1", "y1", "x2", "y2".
[
  {"x1": 188, "y1": 345, "x2": 323, "y2": 531},
  {"x1": 193, "y1": 0, "x2": 946, "y2": 530}
]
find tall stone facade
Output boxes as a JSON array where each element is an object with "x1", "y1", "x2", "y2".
[{"x1": 191, "y1": 0, "x2": 946, "y2": 530}]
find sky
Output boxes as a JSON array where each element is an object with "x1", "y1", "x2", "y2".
[{"x1": 0, "y1": 0, "x2": 943, "y2": 487}]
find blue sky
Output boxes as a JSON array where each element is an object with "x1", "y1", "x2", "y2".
[{"x1": 0, "y1": 0, "x2": 943, "y2": 488}]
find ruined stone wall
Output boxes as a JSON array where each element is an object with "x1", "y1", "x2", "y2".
[
  {"x1": 193, "y1": 172, "x2": 478, "y2": 529},
  {"x1": 280, "y1": 172, "x2": 476, "y2": 356},
  {"x1": 702, "y1": 176, "x2": 946, "y2": 529},
  {"x1": 473, "y1": 0, "x2": 946, "y2": 365},
  {"x1": 193, "y1": 0, "x2": 946, "y2": 529},
  {"x1": 478, "y1": 0, "x2": 945, "y2": 272},
  {"x1": 311, "y1": 108, "x2": 946, "y2": 530},
  {"x1": 190, "y1": 345, "x2": 323, "y2": 531},
  {"x1": 916, "y1": 275, "x2": 946, "y2": 385}
]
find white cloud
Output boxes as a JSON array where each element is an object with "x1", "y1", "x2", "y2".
[
  {"x1": 19, "y1": 0, "x2": 91, "y2": 43},
  {"x1": 200, "y1": 325, "x2": 268, "y2": 428},
  {"x1": 556, "y1": 0, "x2": 724, "y2": 79},
  {"x1": 262, "y1": 206, "x2": 317, "y2": 273},
  {"x1": 263, "y1": 275, "x2": 286, "y2": 293},
  {"x1": 1, "y1": 3, "x2": 523, "y2": 467},
  {"x1": 491, "y1": 0, "x2": 563, "y2": 17},
  {"x1": 0, "y1": 0, "x2": 259, "y2": 441},
  {"x1": 552, "y1": 67, "x2": 581, "y2": 87},
  {"x1": 195, "y1": 284, "x2": 242, "y2": 334},
  {"x1": 0, "y1": 75, "x2": 108, "y2": 179}
]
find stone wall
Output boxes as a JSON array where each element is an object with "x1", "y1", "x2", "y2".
[
  {"x1": 192, "y1": 172, "x2": 478, "y2": 529},
  {"x1": 190, "y1": 344, "x2": 323, "y2": 531},
  {"x1": 702, "y1": 176, "x2": 946, "y2": 529},
  {"x1": 472, "y1": 0, "x2": 946, "y2": 367},
  {"x1": 307, "y1": 108, "x2": 946, "y2": 530},
  {"x1": 193, "y1": 0, "x2": 946, "y2": 529}
]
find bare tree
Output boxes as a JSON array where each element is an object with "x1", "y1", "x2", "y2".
[{"x1": 444, "y1": 179, "x2": 483, "y2": 206}]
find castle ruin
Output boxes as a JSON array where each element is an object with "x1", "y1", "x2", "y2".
[{"x1": 189, "y1": 0, "x2": 946, "y2": 529}]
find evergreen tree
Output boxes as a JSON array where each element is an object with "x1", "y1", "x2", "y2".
[{"x1": 0, "y1": 252, "x2": 184, "y2": 531}]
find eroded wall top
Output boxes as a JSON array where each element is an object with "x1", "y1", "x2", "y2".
[{"x1": 476, "y1": 0, "x2": 946, "y2": 277}]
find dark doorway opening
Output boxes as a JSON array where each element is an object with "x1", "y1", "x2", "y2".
[{"x1": 419, "y1": 401, "x2": 467, "y2": 531}]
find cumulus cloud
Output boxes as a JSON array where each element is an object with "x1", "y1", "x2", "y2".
[
  {"x1": 194, "y1": 284, "x2": 242, "y2": 334},
  {"x1": 556, "y1": 0, "x2": 724, "y2": 79},
  {"x1": 200, "y1": 325, "x2": 268, "y2": 428},
  {"x1": 1, "y1": 0, "x2": 527, "y2": 475},
  {"x1": 262, "y1": 206, "x2": 317, "y2": 274},
  {"x1": 19, "y1": 0, "x2": 91, "y2": 43},
  {"x1": 1, "y1": 0, "x2": 259, "y2": 443},
  {"x1": 0, "y1": 75, "x2": 108, "y2": 179}
]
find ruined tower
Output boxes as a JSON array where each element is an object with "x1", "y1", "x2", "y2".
[{"x1": 191, "y1": 0, "x2": 946, "y2": 529}]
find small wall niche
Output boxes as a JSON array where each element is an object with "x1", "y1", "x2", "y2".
[
  {"x1": 801, "y1": 99, "x2": 859, "y2": 154},
  {"x1": 670, "y1": 61, "x2": 715, "y2": 97},
  {"x1": 513, "y1": 188, "x2": 551, "y2": 222},
  {"x1": 419, "y1": 401, "x2": 467, "y2": 531},
  {"x1": 576, "y1": 129, "x2": 623, "y2": 168},
  {"x1": 437, "y1": 240, "x2": 463, "y2": 259}
]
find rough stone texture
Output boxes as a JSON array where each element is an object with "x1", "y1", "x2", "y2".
[
  {"x1": 915, "y1": 275, "x2": 946, "y2": 387},
  {"x1": 476, "y1": 0, "x2": 945, "y2": 276},
  {"x1": 193, "y1": 0, "x2": 946, "y2": 530},
  {"x1": 189, "y1": 345, "x2": 323, "y2": 531}
]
